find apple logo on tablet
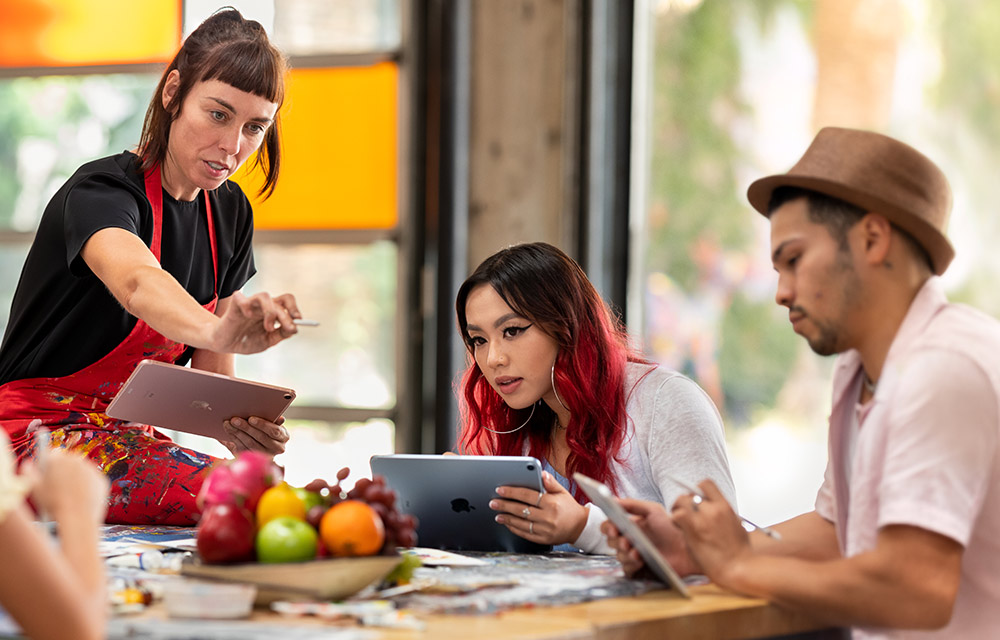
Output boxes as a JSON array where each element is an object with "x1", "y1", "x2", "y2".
[
  {"x1": 190, "y1": 400, "x2": 212, "y2": 411},
  {"x1": 450, "y1": 498, "x2": 473, "y2": 513}
]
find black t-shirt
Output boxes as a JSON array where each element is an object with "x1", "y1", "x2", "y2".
[{"x1": 0, "y1": 152, "x2": 256, "y2": 384}]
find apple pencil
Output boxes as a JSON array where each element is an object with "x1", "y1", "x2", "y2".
[
  {"x1": 664, "y1": 473, "x2": 782, "y2": 540},
  {"x1": 34, "y1": 427, "x2": 50, "y2": 524},
  {"x1": 34, "y1": 427, "x2": 50, "y2": 469}
]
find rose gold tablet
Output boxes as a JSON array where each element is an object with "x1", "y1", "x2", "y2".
[{"x1": 106, "y1": 360, "x2": 296, "y2": 441}]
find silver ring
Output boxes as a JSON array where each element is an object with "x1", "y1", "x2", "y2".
[
  {"x1": 535, "y1": 492, "x2": 543, "y2": 507},
  {"x1": 522, "y1": 507, "x2": 531, "y2": 519},
  {"x1": 529, "y1": 522, "x2": 534, "y2": 535},
  {"x1": 692, "y1": 494, "x2": 703, "y2": 511}
]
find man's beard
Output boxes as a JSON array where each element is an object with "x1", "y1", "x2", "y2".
[
  {"x1": 805, "y1": 317, "x2": 845, "y2": 356},
  {"x1": 801, "y1": 251, "x2": 862, "y2": 356}
]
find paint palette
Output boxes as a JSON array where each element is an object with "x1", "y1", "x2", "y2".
[{"x1": 180, "y1": 554, "x2": 403, "y2": 605}]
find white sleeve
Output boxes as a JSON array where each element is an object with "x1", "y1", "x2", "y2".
[
  {"x1": 571, "y1": 504, "x2": 615, "y2": 555},
  {"x1": 643, "y1": 374, "x2": 737, "y2": 511}
]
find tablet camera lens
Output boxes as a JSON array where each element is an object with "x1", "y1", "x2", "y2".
[
  {"x1": 284, "y1": 394, "x2": 292, "y2": 400},
  {"x1": 527, "y1": 464, "x2": 535, "y2": 471}
]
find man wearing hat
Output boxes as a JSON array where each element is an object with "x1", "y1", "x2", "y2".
[{"x1": 605, "y1": 127, "x2": 1000, "y2": 637}]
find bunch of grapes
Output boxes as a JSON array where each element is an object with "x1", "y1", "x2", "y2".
[{"x1": 304, "y1": 468, "x2": 418, "y2": 554}]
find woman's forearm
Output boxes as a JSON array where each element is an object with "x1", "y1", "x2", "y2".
[{"x1": 118, "y1": 265, "x2": 220, "y2": 349}]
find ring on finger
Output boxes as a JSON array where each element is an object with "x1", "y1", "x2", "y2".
[
  {"x1": 692, "y1": 494, "x2": 703, "y2": 511},
  {"x1": 535, "y1": 491, "x2": 543, "y2": 507},
  {"x1": 522, "y1": 507, "x2": 531, "y2": 519},
  {"x1": 529, "y1": 521, "x2": 534, "y2": 535}
]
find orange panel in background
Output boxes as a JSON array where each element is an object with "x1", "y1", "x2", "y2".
[
  {"x1": 0, "y1": 0, "x2": 181, "y2": 67},
  {"x1": 238, "y1": 63, "x2": 398, "y2": 230}
]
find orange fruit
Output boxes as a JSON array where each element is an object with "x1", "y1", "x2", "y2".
[
  {"x1": 256, "y1": 483, "x2": 306, "y2": 529},
  {"x1": 319, "y1": 500, "x2": 386, "y2": 557}
]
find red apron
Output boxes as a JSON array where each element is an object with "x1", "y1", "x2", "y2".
[{"x1": 0, "y1": 167, "x2": 222, "y2": 525}]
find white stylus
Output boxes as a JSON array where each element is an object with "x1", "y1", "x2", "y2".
[
  {"x1": 34, "y1": 428, "x2": 51, "y2": 524},
  {"x1": 665, "y1": 473, "x2": 782, "y2": 540}
]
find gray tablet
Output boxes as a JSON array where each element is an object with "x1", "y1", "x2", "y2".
[
  {"x1": 574, "y1": 472, "x2": 691, "y2": 597},
  {"x1": 106, "y1": 360, "x2": 296, "y2": 441},
  {"x1": 370, "y1": 454, "x2": 552, "y2": 553}
]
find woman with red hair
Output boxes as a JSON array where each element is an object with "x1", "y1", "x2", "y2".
[{"x1": 456, "y1": 242, "x2": 735, "y2": 553}]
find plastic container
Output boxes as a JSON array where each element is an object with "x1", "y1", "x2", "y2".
[{"x1": 162, "y1": 579, "x2": 257, "y2": 619}]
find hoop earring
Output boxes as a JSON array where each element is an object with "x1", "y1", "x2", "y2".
[
  {"x1": 551, "y1": 362, "x2": 569, "y2": 411},
  {"x1": 482, "y1": 401, "x2": 536, "y2": 434}
]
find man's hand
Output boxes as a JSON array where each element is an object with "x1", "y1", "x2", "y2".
[
  {"x1": 670, "y1": 479, "x2": 753, "y2": 588},
  {"x1": 600, "y1": 498, "x2": 701, "y2": 577}
]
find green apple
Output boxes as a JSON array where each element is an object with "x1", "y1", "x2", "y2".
[
  {"x1": 255, "y1": 516, "x2": 318, "y2": 563},
  {"x1": 293, "y1": 487, "x2": 325, "y2": 512}
]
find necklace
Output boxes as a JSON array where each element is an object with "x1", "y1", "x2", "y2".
[
  {"x1": 862, "y1": 374, "x2": 877, "y2": 395},
  {"x1": 482, "y1": 402, "x2": 536, "y2": 434}
]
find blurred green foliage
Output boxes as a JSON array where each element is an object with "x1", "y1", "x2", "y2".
[
  {"x1": 0, "y1": 74, "x2": 154, "y2": 228},
  {"x1": 647, "y1": 1, "x2": 747, "y2": 290},
  {"x1": 718, "y1": 291, "x2": 798, "y2": 424},
  {"x1": 931, "y1": 1, "x2": 1000, "y2": 142},
  {"x1": 647, "y1": 1, "x2": 807, "y2": 425}
]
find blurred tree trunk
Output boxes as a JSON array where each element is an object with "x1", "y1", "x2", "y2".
[{"x1": 812, "y1": 0, "x2": 904, "y2": 131}]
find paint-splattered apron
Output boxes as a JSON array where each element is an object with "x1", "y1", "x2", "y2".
[{"x1": 0, "y1": 167, "x2": 222, "y2": 525}]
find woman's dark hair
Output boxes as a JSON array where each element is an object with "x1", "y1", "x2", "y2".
[
  {"x1": 455, "y1": 242, "x2": 650, "y2": 496},
  {"x1": 137, "y1": 7, "x2": 288, "y2": 198}
]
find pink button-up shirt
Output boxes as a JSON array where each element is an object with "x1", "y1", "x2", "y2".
[{"x1": 816, "y1": 277, "x2": 1000, "y2": 639}]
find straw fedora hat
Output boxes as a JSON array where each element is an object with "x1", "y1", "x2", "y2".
[{"x1": 746, "y1": 127, "x2": 954, "y2": 274}]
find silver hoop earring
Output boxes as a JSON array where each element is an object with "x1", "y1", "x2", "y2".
[
  {"x1": 551, "y1": 362, "x2": 569, "y2": 411},
  {"x1": 483, "y1": 401, "x2": 536, "y2": 434}
]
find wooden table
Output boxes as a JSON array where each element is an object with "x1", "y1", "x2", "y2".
[
  {"x1": 123, "y1": 584, "x2": 837, "y2": 639},
  {"x1": 374, "y1": 584, "x2": 835, "y2": 639},
  {"x1": 98, "y1": 531, "x2": 838, "y2": 639}
]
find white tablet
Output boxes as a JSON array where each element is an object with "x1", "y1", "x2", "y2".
[
  {"x1": 574, "y1": 472, "x2": 691, "y2": 597},
  {"x1": 106, "y1": 360, "x2": 296, "y2": 441},
  {"x1": 370, "y1": 454, "x2": 551, "y2": 553}
]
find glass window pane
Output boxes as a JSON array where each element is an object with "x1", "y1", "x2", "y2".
[
  {"x1": 182, "y1": 0, "x2": 275, "y2": 38},
  {"x1": 635, "y1": 0, "x2": 1000, "y2": 528},
  {"x1": 273, "y1": 0, "x2": 401, "y2": 55},
  {"x1": 0, "y1": 242, "x2": 33, "y2": 335},
  {"x1": 236, "y1": 64, "x2": 399, "y2": 230},
  {"x1": 634, "y1": 1, "x2": 833, "y2": 527},
  {"x1": 0, "y1": 74, "x2": 158, "y2": 231},
  {"x1": 184, "y1": 0, "x2": 401, "y2": 54},
  {"x1": 165, "y1": 418, "x2": 394, "y2": 489},
  {"x1": 235, "y1": 242, "x2": 397, "y2": 409},
  {"x1": 0, "y1": 0, "x2": 180, "y2": 68}
]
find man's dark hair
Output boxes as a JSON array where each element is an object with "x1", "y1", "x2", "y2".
[
  {"x1": 767, "y1": 186, "x2": 933, "y2": 270},
  {"x1": 767, "y1": 186, "x2": 865, "y2": 252}
]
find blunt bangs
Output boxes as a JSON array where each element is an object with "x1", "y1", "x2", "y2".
[{"x1": 202, "y1": 40, "x2": 286, "y2": 106}]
